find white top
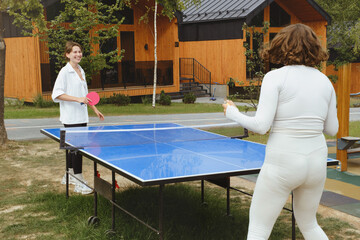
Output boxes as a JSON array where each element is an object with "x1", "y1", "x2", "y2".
[
  {"x1": 226, "y1": 65, "x2": 339, "y2": 137},
  {"x1": 52, "y1": 62, "x2": 89, "y2": 124}
]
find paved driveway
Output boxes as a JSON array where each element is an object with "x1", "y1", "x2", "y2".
[
  {"x1": 4, "y1": 96, "x2": 359, "y2": 141},
  {"x1": 5, "y1": 112, "x2": 239, "y2": 141}
]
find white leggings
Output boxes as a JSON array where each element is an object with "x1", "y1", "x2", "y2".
[{"x1": 247, "y1": 133, "x2": 329, "y2": 240}]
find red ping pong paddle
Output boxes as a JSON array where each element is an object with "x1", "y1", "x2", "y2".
[{"x1": 86, "y1": 92, "x2": 100, "y2": 106}]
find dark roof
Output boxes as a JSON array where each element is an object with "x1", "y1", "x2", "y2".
[
  {"x1": 180, "y1": 0, "x2": 267, "y2": 23},
  {"x1": 179, "y1": 0, "x2": 331, "y2": 24}
]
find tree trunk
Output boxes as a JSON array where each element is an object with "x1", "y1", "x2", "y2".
[
  {"x1": 0, "y1": 12, "x2": 8, "y2": 145},
  {"x1": 152, "y1": 1, "x2": 158, "y2": 108}
]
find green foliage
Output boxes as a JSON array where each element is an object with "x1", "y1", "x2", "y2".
[
  {"x1": 315, "y1": 0, "x2": 360, "y2": 66},
  {"x1": 227, "y1": 77, "x2": 236, "y2": 88},
  {"x1": 4, "y1": 0, "x2": 46, "y2": 32},
  {"x1": 159, "y1": 90, "x2": 171, "y2": 106},
  {"x1": 33, "y1": 94, "x2": 56, "y2": 108},
  {"x1": 141, "y1": 95, "x2": 152, "y2": 105},
  {"x1": 182, "y1": 92, "x2": 196, "y2": 104},
  {"x1": 108, "y1": 93, "x2": 131, "y2": 106},
  {"x1": 327, "y1": 74, "x2": 338, "y2": 84},
  {"x1": 4, "y1": 98, "x2": 25, "y2": 108},
  {"x1": 351, "y1": 21, "x2": 360, "y2": 54},
  {"x1": 97, "y1": 97, "x2": 108, "y2": 105},
  {"x1": 241, "y1": 22, "x2": 269, "y2": 110},
  {"x1": 9, "y1": 0, "x2": 125, "y2": 81}
]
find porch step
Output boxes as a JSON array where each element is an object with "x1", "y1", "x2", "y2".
[
  {"x1": 169, "y1": 82, "x2": 210, "y2": 100},
  {"x1": 180, "y1": 77, "x2": 194, "y2": 82}
]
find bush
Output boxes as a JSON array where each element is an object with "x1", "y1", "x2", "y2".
[
  {"x1": 159, "y1": 90, "x2": 171, "y2": 106},
  {"x1": 33, "y1": 94, "x2": 56, "y2": 108},
  {"x1": 108, "y1": 93, "x2": 131, "y2": 106},
  {"x1": 182, "y1": 92, "x2": 196, "y2": 104},
  {"x1": 5, "y1": 98, "x2": 25, "y2": 108},
  {"x1": 97, "y1": 97, "x2": 109, "y2": 105},
  {"x1": 141, "y1": 95, "x2": 152, "y2": 105}
]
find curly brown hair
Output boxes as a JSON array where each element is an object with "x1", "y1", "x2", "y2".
[
  {"x1": 64, "y1": 41, "x2": 82, "y2": 61},
  {"x1": 260, "y1": 24, "x2": 328, "y2": 67}
]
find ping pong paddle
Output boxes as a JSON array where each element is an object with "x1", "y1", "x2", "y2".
[{"x1": 81, "y1": 92, "x2": 100, "y2": 106}]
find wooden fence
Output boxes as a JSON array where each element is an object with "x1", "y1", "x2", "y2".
[
  {"x1": 327, "y1": 63, "x2": 360, "y2": 94},
  {"x1": 4, "y1": 37, "x2": 42, "y2": 102}
]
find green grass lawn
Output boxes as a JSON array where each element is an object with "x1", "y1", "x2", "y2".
[
  {"x1": 1, "y1": 139, "x2": 359, "y2": 240},
  {"x1": 4, "y1": 102, "x2": 235, "y2": 119},
  {"x1": 5, "y1": 97, "x2": 359, "y2": 119}
]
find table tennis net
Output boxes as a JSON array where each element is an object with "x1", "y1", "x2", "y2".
[{"x1": 59, "y1": 124, "x2": 235, "y2": 149}]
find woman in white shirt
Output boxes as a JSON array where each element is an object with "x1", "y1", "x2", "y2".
[
  {"x1": 223, "y1": 24, "x2": 338, "y2": 239},
  {"x1": 52, "y1": 41, "x2": 104, "y2": 195}
]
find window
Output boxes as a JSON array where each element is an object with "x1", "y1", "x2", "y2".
[
  {"x1": 46, "y1": 1, "x2": 75, "y2": 22},
  {"x1": 267, "y1": 33, "x2": 284, "y2": 71},
  {"x1": 270, "y1": 2, "x2": 290, "y2": 27},
  {"x1": 100, "y1": 37, "x2": 119, "y2": 87},
  {"x1": 46, "y1": 1, "x2": 65, "y2": 21},
  {"x1": 249, "y1": 10, "x2": 264, "y2": 27},
  {"x1": 100, "y1": 0, "x2": 134, "y2": 24}
]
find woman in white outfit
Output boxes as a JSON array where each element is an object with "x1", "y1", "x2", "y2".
[
  {"x1": 52, "y1": 41, "x2": 104, "y2": 195},
  {"x1": 223, "y1": 24, "x2": 338, "y2": 239}
]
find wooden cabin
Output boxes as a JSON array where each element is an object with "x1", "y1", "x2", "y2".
[
  {"x1": 177, "y1": 0, "x2": 332, "y2": 95},
  {"x1": 5, "y1": 0, "x2": 358, "y2": 102},
  {"x1": 4, "y1": 0, "x2": 180, "y2": 102}
]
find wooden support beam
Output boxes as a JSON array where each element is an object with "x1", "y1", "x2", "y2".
[
  {"x1": 263, "y1": 6, "x2": 270, "y2": 43},
  {"x1": 336, "y1": 64, "x2": 352, "y2": 171}
]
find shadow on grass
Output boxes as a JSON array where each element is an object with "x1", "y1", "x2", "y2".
[{"x1": 3, "y1": 183, "x2": 296, "y2": 240}]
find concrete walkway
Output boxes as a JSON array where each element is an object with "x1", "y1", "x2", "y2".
[
  {"x1": 5, "y1": 97, "x2": 360, "y2": 141},
  {"x1": 4, "y1": 97, "x2": 252, "y2": 141}
]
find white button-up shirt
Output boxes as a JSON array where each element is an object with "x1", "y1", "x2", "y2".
[{"x1": 52, "y1": 62, "x2": 89, "y2": 124}]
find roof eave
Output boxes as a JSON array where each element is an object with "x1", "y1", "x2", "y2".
[
  {"x1": 179, "y1": 16, "x2": 246, "y2": 25},
  {"x1": 305, "y1": 0, "x2": 332, "y2": 24}
]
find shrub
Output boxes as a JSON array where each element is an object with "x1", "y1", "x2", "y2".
[
  {"x1": 108, "y1": 93, "x2": 131, "y2": 106},
  {"x1": 182, "y1": 92, "x2": 196, "y2": 104},
  {"x1": 141, "y1": 95, "x2": 152, "y2": 105},
  {"x1": 33, "y1": 94, "x2": 56, "y2": 108},
  {"x1": 5, "y1": 98, "x2": 25, "y2": 108},
  {"x1": 159, "y1": 90, "x2": 171, "y2": 106},
  {"x1": 97, "y1": 97, "x2": 109, "y2": 105}
]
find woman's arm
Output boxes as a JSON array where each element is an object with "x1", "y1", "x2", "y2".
[
  {"x1": 323, "y1": 88, "x2": 338, "y2": 136},
  {"x1": 223, "y1": 73, "x2": 280, "y2": 135},
  {"x1": 56, "y1": 94, "x2": 89, "y2": 105},
  {"x1": 89, "y1": 105, "x2": 105, "y2": 121}
]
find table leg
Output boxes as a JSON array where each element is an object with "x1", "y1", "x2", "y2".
[
  {"x1": 112, "y1": 171, "x2": 116, "y2": 231},
  {"x1": 94, "y1": 162, "x2": 98, "y2": 217},
  {"x1": 227, "y1": 186, "x2": 230, "y2": 216},
  {"x1": 159, "y1": 184, "x2": 164, "y2": 240},
  {"x1": 292, "y1": 192, "x2": 296, "y2": 240},
  {"x1": 65, "y1": 150, "x2": 69, "y2": 199},
  {"x1": 201, "y1": 180, "x2": 205, "y2": 203}
]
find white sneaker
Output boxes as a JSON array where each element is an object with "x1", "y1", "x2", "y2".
[
  {"x1": 74, "y1": 181, "x2": 93, "y2": 195},
  {"x1": 61, "y1": 169, "x2": 76, "y2": 185}
]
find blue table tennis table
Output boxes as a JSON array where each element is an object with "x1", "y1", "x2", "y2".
[{"x1": 40, "y1": 123, "x2": 338, "y2": 239}]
